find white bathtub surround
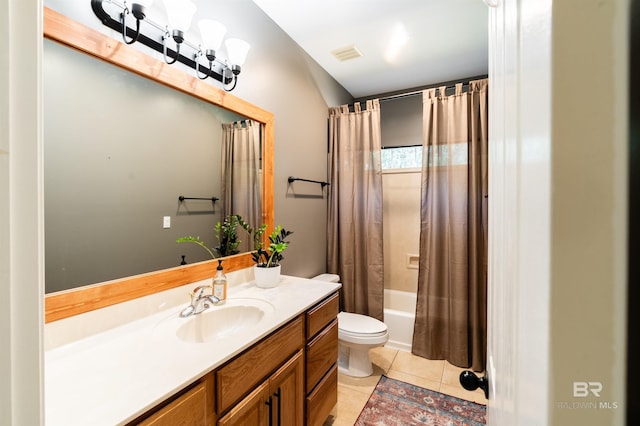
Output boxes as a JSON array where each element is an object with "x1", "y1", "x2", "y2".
[
  {"x1": 44, "y1": 274, "x2": 340, "y2": 426},
  {"x1": 383, "y1": 289, "x2": 417, "y2": 352}
]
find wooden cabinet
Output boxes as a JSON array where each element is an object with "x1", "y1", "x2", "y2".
[
  {"x1": 219, "y1": 350, "x2": 304, "y2": 426},
  {"x1": 129, "y1": 292, "x2": 339, "y2": 426},
  {"x1": 216, "y1": 316, "x2": 304, "y2": 414},
  {"x1": 306, "y1": 292, "x2": 339, "y2": 339},
  {"x1": 306, "y1": 364, "x2": 338, "y2": 426},
  {"x1": 306, "y1": 319, "x2": 338, "y2": 394},
  {"x1": 137, "y1": 383, "x2": 207, "y2": 426},
  {"x1": 268, "y1": 350, "x2": 304, "y2": 425},
  {"x1": 130, "y1": 375, "x2": 214, "y2": 426},
  {"x1": 217, "y1": 381, "x2": 270, "y2": 426},
  {"x1": 304, "y1": 292, "x2": 339, "y2": 426}
]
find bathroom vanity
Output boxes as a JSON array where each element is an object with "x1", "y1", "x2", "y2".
[{"x1": 44, "y1": 276, "x2": 340, "y2": 426}]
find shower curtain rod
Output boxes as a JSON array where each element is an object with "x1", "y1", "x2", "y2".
[
  {"x1": 354, "y1": 74, "x2": 488, "y2": 104},
  {"x1": 378, "y1": 86, "x2": 467, "y2": 102}
]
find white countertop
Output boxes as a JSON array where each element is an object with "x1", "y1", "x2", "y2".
[{"x1": 44, "y1": 274, "x2": 341, "y2": 426}]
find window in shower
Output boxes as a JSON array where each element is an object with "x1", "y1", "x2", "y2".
[
  {"x1": 381, "y1": 145, "x2": 422, "y2": 169},
  {"x1": 382, "y1": 144, "x2": 468, "y2": 170}
]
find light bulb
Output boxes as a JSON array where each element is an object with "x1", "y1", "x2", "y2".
[
  {"x1": 162, "y1": 0, "x2": 196, "y2": 32},
  {"x1": 199, "y1": 19, "x2": 227, "y2": 51},
  {"x1": 225, "y1": 38, "x2": 250, "y2": 67},
  {"x1": 133, "y1": 0, "x2": 154, "y2": 7}
]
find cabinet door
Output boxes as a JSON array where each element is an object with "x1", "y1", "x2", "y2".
[
  {"x1": 137, "y1": 382, "x2": 207, "y2": 426},
  {"x1": 217, "y1": 382, "x2": 270, "y2": 426},
  {"x1": 268, "y1": 350, "x2": 304, "y2": 426},
  {"x1": 216, "y1": 316, "x2": 304, "y2": 413}
]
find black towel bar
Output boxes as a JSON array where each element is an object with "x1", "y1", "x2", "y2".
[
  {"x1": 287, "y1": 176, "x2": 330, "y2": 188},
  {"x1": 178, "y1": 196, "x2": 219, "y2": 202}
]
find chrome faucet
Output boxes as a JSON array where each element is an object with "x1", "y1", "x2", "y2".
[{"x1": 179, "y1": 284, "x2": 221, "y2": 317}]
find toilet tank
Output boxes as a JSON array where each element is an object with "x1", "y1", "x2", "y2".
[{"x1": 311, "y1": 273, "x2": 340, "y2": 283}]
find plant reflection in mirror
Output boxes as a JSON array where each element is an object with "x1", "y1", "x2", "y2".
[{"x1": 177, "y1": 214, "x2": 251, "y2": 259}]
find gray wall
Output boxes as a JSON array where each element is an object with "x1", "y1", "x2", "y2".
[
  {"x1": 380, "y1": 95, "x2": 423, "y2": 148},
  {"x1": 44, "y1": 0, "x2": 353, "y2": 284}
]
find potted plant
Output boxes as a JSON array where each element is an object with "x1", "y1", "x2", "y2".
[{"x1": 249, "y1": 224, "x2": 293, "y2": 288}]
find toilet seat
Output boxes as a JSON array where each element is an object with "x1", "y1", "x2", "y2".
[
  {"x1": 339, "y1": 328, "x2": 388, "y2": 338},
  {"x1": 338, "y1": 312, "x2": 388, "y2": 337}
]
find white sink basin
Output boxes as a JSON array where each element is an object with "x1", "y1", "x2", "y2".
[{"x1": 156, "y1": 298, "x2": 275, "y2": 344}]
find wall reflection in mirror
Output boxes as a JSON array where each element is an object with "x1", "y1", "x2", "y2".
[{"x1": 44, "y1": 39, "x2": 262, "y2": 293}]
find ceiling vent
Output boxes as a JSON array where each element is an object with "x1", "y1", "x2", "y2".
[{"x1": 331, "y1": 45, "x2": 363, "y2": 62}]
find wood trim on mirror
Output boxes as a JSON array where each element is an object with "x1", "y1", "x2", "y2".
[{"x1": 43, "y1": 7, "x2": 274, "y2": 323}]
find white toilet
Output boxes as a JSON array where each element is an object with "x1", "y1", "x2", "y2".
[{"x1": 312, "y1": 274, "x2": 389, "y2": 377}]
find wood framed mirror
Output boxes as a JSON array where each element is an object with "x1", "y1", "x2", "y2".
[{"x1": 43, "y1": 7, "x2": 274, "y2": 323}]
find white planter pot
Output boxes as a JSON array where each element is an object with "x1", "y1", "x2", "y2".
[{"x1": 254, "y1": 265, "x2": 281, "y2": 288}]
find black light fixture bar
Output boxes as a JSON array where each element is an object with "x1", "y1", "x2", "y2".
[{"x1": 91, "y1": 0, "x2": 233, "y2": 85}]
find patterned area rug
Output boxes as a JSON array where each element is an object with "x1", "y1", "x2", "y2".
[{"x1": 355, "y1": 375, "x2": 486, "y2": 425}]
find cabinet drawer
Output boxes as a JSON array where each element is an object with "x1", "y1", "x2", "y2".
[
  {"x1": 305, "y1": 319, "x2": 338, "y2": 394},
  {"x1": 216, "y1": 315, "x2": 304, "y2": 414},
  {"x1": 305, "y1": 364, "x2": 338, "y2": 426},
  {"x1": 306, "y1": 292, "x2": 339, "y2": 339}
]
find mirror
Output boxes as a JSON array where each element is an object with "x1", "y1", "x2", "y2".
[
  {"x1": 44, "y1": 39, "x2": 256, "y2": 294},
  {"x1": 44, "y1": 7, "x2": 274, "y2": 322}
]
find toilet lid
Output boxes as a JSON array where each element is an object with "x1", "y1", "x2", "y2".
[{"x1": 338, "y1": 312, "x2": 388, "y2": 336}]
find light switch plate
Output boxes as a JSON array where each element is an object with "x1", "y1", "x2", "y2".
[{"x1": 163, "y1": 216, "x2": 171, "y2": 229}]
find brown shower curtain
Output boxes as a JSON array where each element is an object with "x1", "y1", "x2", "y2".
[
  {"x1": 327, "y1": 100, "x2": 384, "y2": 321},
  {"x1": 221, "y1": 120, "x2": 262, "y2": 253},
  {"x1": 412, "y1": 80, "x2": 488, "y2": 371}
]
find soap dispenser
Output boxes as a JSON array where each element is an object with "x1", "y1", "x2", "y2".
[{"x1": 212, "y1": 259, "x2": 227, "y2": 304}]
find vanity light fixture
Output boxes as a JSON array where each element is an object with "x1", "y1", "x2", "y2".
[
  {"x1": 92, "y1": 0, "x2": 250, "y2": 91},
  {"x1": 195, "y1": 19, "x2": 226, "y2": 80},
  {"x1": 119, "y1": 0, "x2": 153, "y2": 44},
  {"x1": 223, "y1": 38, "x2": 250, "y2": 90},
  {"x1": 161, "y1": 0, "x2": 196, "y2": 64}
]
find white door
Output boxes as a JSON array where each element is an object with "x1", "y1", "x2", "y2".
[
  {"x1": 486, "y1": 1, "x2": 552, "y2": 424},
  {"x1": 1, "y1": 0, "x2": 45, "y2": 425},
  {"x1": 486, "y1": 1, "x2": 628, "y2": 425}
]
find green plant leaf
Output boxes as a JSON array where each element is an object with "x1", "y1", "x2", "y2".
[{"x1": 176, "y1": 235, "x2": 216, "y2": 260}]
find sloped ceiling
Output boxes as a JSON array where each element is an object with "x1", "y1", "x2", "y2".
[{"x1": 252, "y1": 0, "x2": 489, "y2": 98}]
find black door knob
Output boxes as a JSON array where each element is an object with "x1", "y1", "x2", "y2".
[{"x1": 459, "y1": 370, "x2": 489, "y2": 399}]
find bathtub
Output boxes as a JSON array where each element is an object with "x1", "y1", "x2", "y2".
[{"x1": 383, "y1": 289, "x2": 417, "y2": 352}]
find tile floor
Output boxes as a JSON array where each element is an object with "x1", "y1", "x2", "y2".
[{"x1": 324, "y1": 347, "x2": 487, "y2": 425}]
